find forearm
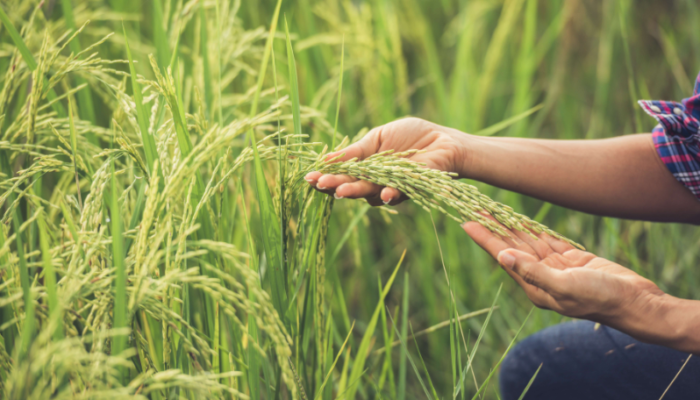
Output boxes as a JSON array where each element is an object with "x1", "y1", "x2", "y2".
[
  {"x1": 609, "y1": 293, "x2": 700, "y2": 355},
  {"x1": 462, "y1": 133, "x2": 700, "y2": 224}
]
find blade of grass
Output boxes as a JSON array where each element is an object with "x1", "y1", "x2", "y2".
[
  {"x1": 1, "y1": 152, "x2": 34, "y2": 360},
  {"x1": 330, "y1": 203, "x2": 370, "y2": 262},
  {"x1": 0, "y1": 5, "x2": 66, "y2": 117},
  {"x1": 238, "y1": 181, "x2": 261, "y2": 400},
  {"x1": 37, "y1": 211, "x2": 62, "y2": 341},
  {"x1": 331, "y1": 36, "x2": 344, "y2": 150},
  {"x1": 409, "y1": 322, "x2": 440, "y2": 399},
  {"x1": 454, "y1": 283, "x2": 503, "y2": 399},
  {"x1": 200, "y1": 4, "x2": 213, "y2": 118},
  {"x1": 473, "y1": 104, "x2": 543, "y2": 137},
  {"x1": 517, "y1": 363, "x2": 542, "y2": 400},
  {"x1": 397, "y1": 272, "x2": 408, "y2": 400},
  {"x1": 345, "y1": 249, "x2": 406, "y2": 400},
  {"x1": 470, "y1": 308, "x2": 534, "y2": 400},
  {"x1": 153, "y1": 0, "x2": 170, "y2": 70},
  {"x1": 110, "y1": 158, "x2": 127, "y2": 379},
  {"x1": 68, "y1": 98, "x2": 83, "y2": 210},
  {"x1": 284, "y1": 17, "x2": 302, "y2": 144},
  {"x1": 124, "y1": 23, "x2": 159, "y2": 176},
  {"x1": 386, "y1": 304, "x2": 434, "y2": 400},
  {"x1": 59, "y1": 199, "x2": 83, "y2": 259},
  {"x1": 247, "y1": 0, "x2": 287, "y2": 319},
  {"x1": 313, "y1": 320, "x2": 355, "y2": 400},
  {"x1": 60, "y1": 0, "x2": 97, "y2": 132},
  {"x1": 372, "y1": 307, "x2": 494, "y2": 354}
]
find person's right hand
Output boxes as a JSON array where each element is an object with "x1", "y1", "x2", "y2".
[{"x1": 304, "y1": 117, "x2": 472, "y2": 206}]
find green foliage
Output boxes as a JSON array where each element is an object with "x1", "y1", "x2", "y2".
[{"x1": 0, "y1": 1, "x2": 697, "y2": 399}]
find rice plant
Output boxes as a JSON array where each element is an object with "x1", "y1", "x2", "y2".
[{"x1": 1, "y1": 0, "x2": 697, "y2": 399}]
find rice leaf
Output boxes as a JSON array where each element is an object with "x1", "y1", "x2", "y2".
[
  {"x1": 517, "y1": 363, "x2": 543, "y2": 400},
  {"x1": 314, "y1": 320, "x2": 355, "y2": 400},
  {"x1": 345, "y1": 250, "x2": 406, "y2": 400},
  {"x1": 409, "y1": 322, "x2": 440, "y2": 399},
  {"x1": 0, "y1": 6, "x2": 36, "y2": 70},
  {"x1": 386, "y1": 301, "x2": 434, "y2": 400},
  {"x1": 0, "y1": 4, "x2": 66, "y2": 117},
  {"x1": 60, "y1": 0, "x2": 97, "y2": 130},
  {"x1": 123, "y1": 23, "x2": 158, "y2": 176},
  {"x1": 37, "y1": 211, "x2": 62, "y2": 341},
  {"x1": 247, "y1": 0, "x2": 287, "y2": 319},
  {"x1": 67, "y1": 98, "x2": 83, "y2": 210},
  {"x1": 110, "y1": 158, "x2": 127, "y2": 371},
  {"x1": 473, "y1": 104, "x2": 543, "y2": 137},
  {"x1": 284, "y1": 18, "x2": 302, "y2": 143},
  {"x1": 331, "y1": 36, "x2": 344, "y2": 150},
  {"x1": 454, "y1": 283, "x2": 503, "y2": 398},
  {"x1": 152, "y1": 0, "x2": 170, "y2": 70},
  {"x1": 238, "y1": 181, "x2": 261, "y2": 400},
  {"x1": 200, "y1": 4, "x2": 213, "y2": 117},
  {"x1": 470, "y1": 308, "x2": 534, "y2": 400},
  {"x1": 397, "y1": 272, "x2": 408, "y2": 400},
  {"x1": 1, "y1": 151, "x2": 34, "y2": 360}
]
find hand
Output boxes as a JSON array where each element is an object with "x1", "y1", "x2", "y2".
[
  {"x1": 304, "y1": 117, "x2": 470, "y2": 206},
  {"x1": 462, "y1": 221, "x2": 666, "y2": 325}
]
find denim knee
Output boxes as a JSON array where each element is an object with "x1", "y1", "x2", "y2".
[{"x1": 498, "y1": 336, "x2": 541, "y2": 400}]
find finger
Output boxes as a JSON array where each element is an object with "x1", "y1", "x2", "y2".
[
  {"x1": 511, "y1": 229, "x2": 555, "y2": 260},
  {"x1": 304, "y1": 171, "x2": 322, "y2": 186},
  {"x1": 539, "y1": 232, "x2": 577, "y2": 254},
  {"x1": 325, "y1": 127, "x2": 381, "y2": 163},
  {"x1": 336, "y1": 180, "x2": 383, "y2": 199},
  {"x1": 490, "y1": 249, "x2": 560, "y2": 310},
  {"x1": 562, "y1": 249, "x2": 597, "y2": 265},
  {"x1": 365, "y1": 194, "x2": 385, "y2": 207},
  {"x1": 316, "y1": 174, "x2": 358, "y2": 191},
  {"x1": 304, "y1": 171, "x2": 336, "y2": 195},
  {"x1": 463, "y1": 219, "x2": 537, "y2": 260},
  {"x1": 462, "y1": 222, "x2": 510, "y2": 259},
  {"x1": 380, "y1": 187, "x2": 406, "y2": 205},
  {"x1": 465, "y1": 223, "x2": 560, "y2": 308},
  {"x1": 497, "y1": 249, "x2": 565, "y2": 296}
]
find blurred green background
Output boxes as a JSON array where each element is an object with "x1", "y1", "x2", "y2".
[{"x1": 4, "y1": 0, "x2": 700, "y2": 397}]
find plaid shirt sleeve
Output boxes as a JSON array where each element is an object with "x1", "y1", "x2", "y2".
[{"x1": 639, "y1": 71, "x2": 700, "y2": 199}]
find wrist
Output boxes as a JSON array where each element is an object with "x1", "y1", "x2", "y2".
[
  {"x1": 456, "y1": 132, "x2": 489, "y2": 180},
  {"x1": 617, "y1": 291, "x2": 700, "y2": 354}
]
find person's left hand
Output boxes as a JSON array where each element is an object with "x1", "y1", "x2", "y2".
[{"x1": 462, "y1": 221, "x2": 666, "y2": 324}]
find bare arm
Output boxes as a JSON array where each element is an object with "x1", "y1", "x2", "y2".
[
  {"x1": 464, "y1": 133, "x2": 700, "y2": 223},
  {"x1": 305, "y1": 118, "x2": 700, "y2": 223}
]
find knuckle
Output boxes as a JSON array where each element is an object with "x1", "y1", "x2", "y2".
[{"x1": 519, "y1": 265, "x2": 539, "y2": 285}]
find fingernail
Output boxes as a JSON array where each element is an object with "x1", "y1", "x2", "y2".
[
  {"x1": 305, "y1": 177, "x2": 314, "y2": 183},
  {"x1": 334, "y1": 192, "x2": 344, "y2": 200},
  {"x1": 317, "y1": 186, "x2": 327, "y2": 190},
  {"x1": 382, "y1": 198, "x2": 392, "y2": 205},
  {"x1": 497, "y1": 251, "x2": 516, "y2": 269}
]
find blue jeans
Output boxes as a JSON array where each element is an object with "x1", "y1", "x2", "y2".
[{"x1": 499, "y1": 320, "x2": 699, "y2": 400}]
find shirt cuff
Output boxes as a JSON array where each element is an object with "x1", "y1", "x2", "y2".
[{"x1": 639, "y1": 95, "x2": 700, "y2": 199}]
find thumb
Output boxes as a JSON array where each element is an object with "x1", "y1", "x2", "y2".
[{"x1": 497, "y1": 249, "x2": 562, "y2": 293}]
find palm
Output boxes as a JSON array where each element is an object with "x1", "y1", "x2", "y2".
[{"x1": 462, "y1": 221, "x2": 663, "y2": 321}]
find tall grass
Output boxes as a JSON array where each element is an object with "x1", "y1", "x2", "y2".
[{"x1": 1, "y1": 0, "x2": 698, "y2": 399}]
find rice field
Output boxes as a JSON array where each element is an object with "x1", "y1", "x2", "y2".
[{"x1": 1, "y1": 0, "x2": 699, "y2": 398}]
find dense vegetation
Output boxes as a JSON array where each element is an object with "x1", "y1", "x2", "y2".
[{"x1": 1, "y1": 0, "x2": 699, "y2": 398}]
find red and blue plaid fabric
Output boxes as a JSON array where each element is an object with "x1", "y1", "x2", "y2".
[{"x1": 639, "y1": 71, "x2": 700, "y2": 199}]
